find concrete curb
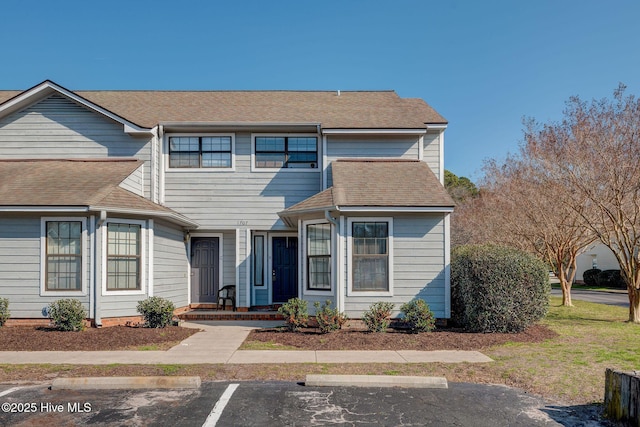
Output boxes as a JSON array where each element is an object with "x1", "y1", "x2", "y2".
[
  {"x1": 50, "y1": 376, "x2": 202, "y2": 390},
  {"x1": 305, "y1": 374, "x2": 448, "y2": 389}
]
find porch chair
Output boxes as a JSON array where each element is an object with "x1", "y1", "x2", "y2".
[{"x1": 217, "y1": 285, "x2": 236, "y2": 311}]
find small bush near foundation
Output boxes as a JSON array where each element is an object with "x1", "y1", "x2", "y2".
[
  {"x1": 137, "y1": 296, "x2": 175, "y2": 328},
  {"x1": 278, "y1": 298, "x2": 308, "y2": 332},
  {"x1": 451, "y1": 244, "x2": 549, "y2": 333},
  {"x1": 362, "y1": 301, "x2": 394, "y2": 333},
  {"x1": 400, "y1": 299, "x2": 435, "y2": 333},
  {"x1": 48, "y1": 299, "x2": 87, "y2": 331},
  {"x1": 582, "y1": 268, "x2": 601, "y2": 286},
  {"x1": 0, "y1": 297, "x2": 9, "y2": 326},
  {"x1": 313, "y1": 300, "x2": 348, "y2": 333}
]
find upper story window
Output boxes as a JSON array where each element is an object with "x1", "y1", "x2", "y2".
[
  {"x1": 255, "y1": 136, "x2": 318, "y2": 169},
  {"x1": 169, "y1": 136, "x2": 233, "y2": 168}
]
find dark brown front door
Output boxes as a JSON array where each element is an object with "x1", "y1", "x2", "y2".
[{"x1": 191, "y1": 238, "x2": 220, "y2": 303}]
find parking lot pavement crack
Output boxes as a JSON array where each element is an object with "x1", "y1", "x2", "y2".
[{"x1": 285, "y1": 390, "x2": 377, "y2": 425}]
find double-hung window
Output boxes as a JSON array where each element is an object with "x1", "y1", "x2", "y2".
[
  {"x1": 45, "y1": 221, "x2": 83, "y2": 291},
  {"x1": 107, "y1": 223, "x2": 141, "y2": 291},
  {"x1": 351, "y1": 221, "x2": 390, "y2": 292},
  {"x1": 255, "y1": 136, "x2": 317, "y2": 169},
  {"x1": 169, "y1": 136, "x2": 232, "y2": 168},
  {"x1": 307, "y1": 223, "x2": 331, "y2": 291}
]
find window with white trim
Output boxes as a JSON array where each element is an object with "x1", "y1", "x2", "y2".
[
  {"x1": 352, "y1": 221, "x2": 389, "y2": 292},
  {"x1": 169, "y1": 136, "x2": 233, "y2": 168},
  {"x1": 255, "y1": 136, "x2": 318, "y2": 168},
  {"x1": 107, "y1": 223, "x2": 141, "y2": 291},
  {"x1": 307, "y1": 223, "x2": 331, "y2": 291},
  {"x1": 45, "y1": 221, "x2": 83, "y2": 291}
]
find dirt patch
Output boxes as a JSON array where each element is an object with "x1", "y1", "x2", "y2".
[
  {"x1": 244, "y1": 324, "x2": 557, "y2": 351},
  {"x1": 0, "y1": 325, "x2": 200, "y2": 351}
]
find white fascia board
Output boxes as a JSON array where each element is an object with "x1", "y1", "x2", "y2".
[
  {"x1": 0, "y1": 206, "x2": 89, "y2": 213},
  {"x1": 89, "y1": 206, "x2": 199, "y2": 228},
  {"x1": 0, "y1": 80, "x2": 152, "y2": 135},
  {"x1": 322, "y1": 129, "x2": 427, "y2": 135},
  {"x1": 426, "y1": 124, "x2": 448, "y2": 130},
  {"x1": 338, "y1": 206, "x2": 454, "y2": 213}
]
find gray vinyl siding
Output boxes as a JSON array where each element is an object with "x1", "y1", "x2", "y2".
[
  {"x1": 0, "y1": 94, "x2": 153, "y2": 198},
  {"x1": 163, "y1": 132, "x2": 321, "y2": 230},
  {"x1": 342, "y1": 214, "x2": 447, "y2": 319},
  {"x1": 325, "y1": 135, "x2": 420, "y2": 187},
  {"x1": 153, "y1": 220, "x2": 188, "y2": 308},
  {"x1": 119, "y1": 164, "x2": 145, "y2": 196},
  {"x1": 222, "y1": 230, "x2": 237, "y2": 289},
  {"x1": 0, "y1": 215, "x2": 91, "y2": 319},
  {"x1": 423, "y1": 131, "x2": 441, "y2": 178}
]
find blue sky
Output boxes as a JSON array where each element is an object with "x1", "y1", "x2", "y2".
[{"x1": 2, "y1": 0, "x2": 639, "y2": 181}]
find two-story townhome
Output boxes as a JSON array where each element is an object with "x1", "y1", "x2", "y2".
[{"x1": 0, "y1": 80, "x2": 454, "y2": 326}]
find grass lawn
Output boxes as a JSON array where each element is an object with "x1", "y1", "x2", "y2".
[
  {"x1": 484, "y1": 296, "x2": 640, "y2": 403},
  {"x1": 0, "y1": 296, "x2": 637, "y2": 405}
]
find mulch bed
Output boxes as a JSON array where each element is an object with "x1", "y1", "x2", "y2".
[
  {"x1": 0, "y1": 325, "x2": 200, "y2": 351},
  {"x1": 245, "y1": 324, "x2": 558, "y2": 351}
]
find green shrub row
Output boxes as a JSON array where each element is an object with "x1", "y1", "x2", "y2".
[
  {"x1": 42, "y1": 296, "x2": 177, "y2": 332},
  {"x1": 280, "y1": 298, "x2": 435, "y2": 334},
  {"x1": 451, "y1": 244, "x2": 549, "y2": 333}
]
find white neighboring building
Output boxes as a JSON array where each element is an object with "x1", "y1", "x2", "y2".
[{"x1": 575, "y1": 243, "x2": 619, "y2": 282}]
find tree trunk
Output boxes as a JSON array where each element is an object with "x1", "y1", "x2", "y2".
[
  {"x1": 556, "y1": 260, "x2": 573, "y2": 307},
  {"x1": 629, "y1": 287, "x2": 640, "y2": 324},
  {"x1": 560, "y1": 277, "x2": 573, "y2": 307}
]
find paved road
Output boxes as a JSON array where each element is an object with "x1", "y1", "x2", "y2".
[
  {"x1": 0, "y1": 381, "x2": 606, "y2": 426},
  {"x1": 551, "y1": 288, "x2": 628, "y2": 307}
]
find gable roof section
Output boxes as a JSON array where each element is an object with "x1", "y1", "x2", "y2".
[
  {"x1": 0, "y1": 81, "x2": 447, "y2": 130},
  {"x1": 280, "y1": 159, "x2": 455, "y2": 216},
  {"x1": 0, "y1": 158, "x2": 197, "y2": 227},
  {"x1": 0, "y1": 81, "x2": 152, "y2": 134}
]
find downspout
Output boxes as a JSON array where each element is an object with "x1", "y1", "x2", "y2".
[
  {"x1": 325, "y1": 210, "x2": 341, "y2": 313},
  {"x1": 95, "y1": 211, "x2": 107, "y2": 327},
  {"x1": 158, "y1": 125, "x2": 165, "y2": 205}
]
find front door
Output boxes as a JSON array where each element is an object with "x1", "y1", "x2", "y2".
[
  {"x1": 272, "y1": 236, "x2": 298, "y2": 303},
  {"x1": 191, "y1": 238, "x2": 219, "y2": 303}
]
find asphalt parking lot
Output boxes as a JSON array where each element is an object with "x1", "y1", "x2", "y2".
[{"x1": 0, "y1": 381, "x2": 606, "y2": 426}]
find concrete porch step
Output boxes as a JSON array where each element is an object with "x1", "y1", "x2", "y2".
[{"x1": 178, "y1": 310, "x2": 284, "y2": 322}]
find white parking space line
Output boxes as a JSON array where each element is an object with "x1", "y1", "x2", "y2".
[
  {"x1": 202, "y1": 383, "x2": 239, "y2": 427},
  {"x1": 0, "y1": 387, "x2": 21, "y2": 398}
]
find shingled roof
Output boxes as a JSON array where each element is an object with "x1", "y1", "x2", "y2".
[
  {"x1": 280, "y1": 159, "x2": 455, "y2": 217},
  {"x1": 0, "y1": 159, "x2": 196, "y2": 227},
  {"x1": 0, "y1": 84, "x2": 447, "y2": 129}
]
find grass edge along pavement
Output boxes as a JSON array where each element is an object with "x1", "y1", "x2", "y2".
[{"x1": 1, "y1": 296, "x2": 637, "y2": 405}]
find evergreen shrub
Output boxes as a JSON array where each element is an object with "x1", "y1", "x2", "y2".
[{"x1": 451, "y1": 244, "x2": 550, "y2": 333}]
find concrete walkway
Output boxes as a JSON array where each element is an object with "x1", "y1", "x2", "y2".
[{"x1": 0, "y1": 321, "x2": 493, "y2": 365}]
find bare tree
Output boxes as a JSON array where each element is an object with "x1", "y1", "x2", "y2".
[
  {"x1": 483, "y1": 157, "x2": 595, "y2": 306},
  {"x1": 525, "y1": 85, "x2": 640, "y2": 322}
]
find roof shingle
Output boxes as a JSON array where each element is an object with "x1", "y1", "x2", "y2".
[
  {"x1": 281, "y1": 159, "x2": 455, "y2": 215},
  {"x1": 0, "y1": 89, "x2": 447, "y2": 129}
]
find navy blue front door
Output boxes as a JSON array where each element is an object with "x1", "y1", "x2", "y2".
[{"x1": 272, "y1": 237, "x2": 298, "y2": 302}]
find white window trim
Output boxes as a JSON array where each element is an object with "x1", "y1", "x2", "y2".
[
  {"x1": 164, "y1": 133, "x2": 236, "y2": 171},
  {"x1": 102, "y1": 219, "x2": 147, "y2": 296},
  {"x1": 40, "y1": 217, "x2": 88, "y2": 296},
  {"x1": 346, "y1": 217, "x2": 394, "y2": 297},
  {"x1": 251, "y1": 133, "x2": 321, "y2": 172},
  {"x1": 302, "y1": 219, "x2": 334, "y2": 296}
]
